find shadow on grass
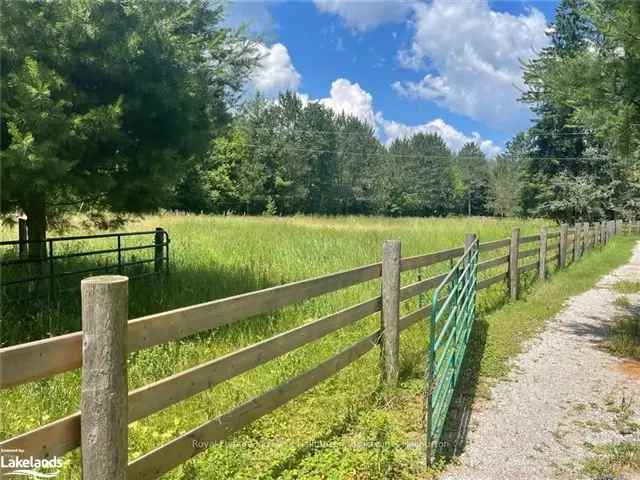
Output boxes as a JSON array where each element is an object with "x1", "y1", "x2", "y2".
[
  {"x1": 1, "y1": 259, "x2": 275, "y2": 346},
  {"x1": 261, "y1": 403, "x2": 366, "y2": 478},
  {"x1": 437, "y1": 316, "x2": 489, "y2": 460},
  {"x1": 431, "y1": 285, "x2": 511, "y2": 462}
]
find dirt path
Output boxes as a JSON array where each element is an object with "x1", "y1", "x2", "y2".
[{"x1": 443, "y1": 242, "x2": 640, "y2": 480}]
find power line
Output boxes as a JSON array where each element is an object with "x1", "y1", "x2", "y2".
[
  {"x1": 238, "y1": 141, "x2": 617, "y2": 162},
  {"x1": 237, "y1": 124, "x2": 610, "y2": 142}
]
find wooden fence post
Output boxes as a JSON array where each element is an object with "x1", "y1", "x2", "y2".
[
  {"x1": 464, "y1": 233, "x2": 477, "y2": 270},
  {"x1": 464, "y1": 233, "x2": 476, "y2": 255},
  {"x1": 578, "y1": 222, "x2": 586, "y2": 258},
  {"x1": 18, "y1": 217, "x2": 28, "y2": 259},
  {"x1": 585, "y1": 223, "x2": 591, "y2": 252},
  {"x1": 81, "y1": 275, "x2": 128, "y2": 480},
  {"x1": 559, "y1": 224, "x2": 568, "y2": 268},
  {"x1": 509, "y1": 228, "x2": 520, "y2": 301},
  {"x1": 598, "y1": 221, "x2": 602, "y2": 246},
  {"x1": 154, "y1": 227, "x2": 165, "y2": 274},
  {"x1": 538, "y1": 227, "x2": 547, "y2": 281},
  {"x1": 381, "y1": 240, "x2": 400, "y2": 387}
]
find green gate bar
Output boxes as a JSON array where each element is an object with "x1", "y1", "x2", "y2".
[{"x1": 426, "y1": 237, "x2": 478, "y2": 463}]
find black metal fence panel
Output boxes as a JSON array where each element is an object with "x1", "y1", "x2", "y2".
[{"x1": 0, "y1": 228, "x2": 170, "y2": 305}]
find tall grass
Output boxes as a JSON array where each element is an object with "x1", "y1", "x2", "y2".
[{"x1": 1, "y1": 214, "x2": 553, "y2": 479}]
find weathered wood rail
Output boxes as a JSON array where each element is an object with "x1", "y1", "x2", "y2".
[{"x1": 0, "y1": 219, "x2": 634, "y2": 479}]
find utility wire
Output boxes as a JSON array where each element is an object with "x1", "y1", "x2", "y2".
[
  {"x1": 239, "y1": 125, "x2": 604, "y2": 141},
  {"x1": 238, "y1": 141, "x2": 618, "y2": 162}
]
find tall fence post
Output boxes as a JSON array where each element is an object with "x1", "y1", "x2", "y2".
[
  {"x1": 539, "y1": 227, "x2": 547, "y2": 281},
  {"x1": 559, "y1": 224, "x2": 568, "y2": 268},
  {"x1": 154, "y1": 227, "x2": 164, "y2": 274},
  {"x1": 509, "y1": 228, "x2": 520, "y2": 301},
  {"x1": 381, "y1": 240, "x2": 400, "y2": 387},
  {"x1": 585, "y1": 223, "x2": 591, "y2": 252},
  {"x1": 18, "y1": 218, "x2": 28, "y2": 259},
  {"x1": 464, "y1": 233, "x2": 476, "y2": 258},
  {"x1": 81, "y1": 275, "x2": 128, "y2": 480}
]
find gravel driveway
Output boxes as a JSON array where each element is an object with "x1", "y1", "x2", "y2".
[{"x1": 443, "y1": 242, "x2": 640, "y2": 480}]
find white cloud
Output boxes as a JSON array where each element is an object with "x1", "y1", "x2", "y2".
[
  {"x1": 395, "y1": 0, "x2": 549, "y2": 131},
  {"x1": 319, "y1": 78, "x2": 379, "y2": 127},
  {"x1": 382, "y1": 118, "x2": 501, "y2": 157},
  {"x1": 314, "y1": 79, "x2": 500, "y2": 157},
  {"x1": 314, "y1": 0, "x2": 413, "y2": 31},
  {"x1": 249, "y1": 43, "x2": 301, "y2": 97}
]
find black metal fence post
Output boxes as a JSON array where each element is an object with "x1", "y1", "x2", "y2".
[
  {"x1": 154, "y1": 228, "x2": 164, "y2": 274},
  {"x1": 18, "y1": 218, "x2": 28, "y2": 259},
  {"x1": 117, "y1": 235, "x2": 123, "y2": 275}
]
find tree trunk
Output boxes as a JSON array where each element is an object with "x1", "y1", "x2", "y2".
[
  {"x1": 25, "y1": 197, "x2": 47, "y2": 259},
  {"x1": 24, "y1": 196, "x2": 48, "y2": 297}
]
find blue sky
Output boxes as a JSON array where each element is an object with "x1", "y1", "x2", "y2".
[{"x1": 228, "y1": 0, "x2": 560, "y2": 156}]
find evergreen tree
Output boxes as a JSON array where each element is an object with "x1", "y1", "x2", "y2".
[
  {"x1": 456, "y1": 143, "x2": 490, "y2": 216},
  {"x1": 1, "y1": 0, "x2": 257, "y2": 252}
]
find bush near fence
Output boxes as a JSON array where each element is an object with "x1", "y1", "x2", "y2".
[{"x1": 0, "y1": 219, "x2": 636, "y2": 479}]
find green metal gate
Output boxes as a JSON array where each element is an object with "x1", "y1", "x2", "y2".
[{"x1": 426, "y1": 237, "x2": 479, "y2": 462}]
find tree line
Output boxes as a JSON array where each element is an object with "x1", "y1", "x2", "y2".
[
  {"x1": 173, "y1": 92, "x2": 495, "y2": 218},
  {"x1": 1, "y1": 0, "x2": 638, "y2": 252}
]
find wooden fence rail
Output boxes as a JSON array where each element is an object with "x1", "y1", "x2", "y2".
[{"x1": 0, "y1": 218, "x2": 634, "y2": 478}]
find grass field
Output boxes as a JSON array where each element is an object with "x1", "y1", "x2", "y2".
[{"x1": 1, "y1": 214, "x2": 635, "y2": 479}]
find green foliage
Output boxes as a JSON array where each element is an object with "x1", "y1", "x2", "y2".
[
  {"x1": 378, "y1": 133, "x2": 455, "y2": 217},
  {"x1": 487, "y1": 155, "x2": 521, "y2": 217},
  {"x1": 607, "y1": 288, "x2": 640, "y2": 360},
  {"x1": 533, "y1": 172, "x2": 611, "y2": 222},
  {"x1": 613, "y1": 281, "x2": 640, "y2": 294},
  {"x1": 177, "y1": 92, "x2": 389, "y2": 216},
  {"x1": 0, "y1": 0, "x2": 257, "y2": 241},
  {"x1": 582, "y1": 442, "x2": 640, "y2": 479},
  {"x1": 456, "y1": 142, "x2": 490, "y2": 215},
  {"x1": 518, "y1": 0, "x2": 640, "y2": 222}
]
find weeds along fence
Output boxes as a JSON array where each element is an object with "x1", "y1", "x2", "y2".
[
  {"x1": 0, "y1": 219, "x2": 634, "y2": 478},
  {"x1": 0, "y1": 227, "x2": 170, "y2": 304}
]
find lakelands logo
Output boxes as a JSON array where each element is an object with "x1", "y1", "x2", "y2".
[{"x1": 1, "y1": 448, "x2": 62, "y2": 478}]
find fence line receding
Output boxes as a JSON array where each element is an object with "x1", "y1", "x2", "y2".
[{"x1": 0, "y1": 219, "x2": 636, "y2": 478}]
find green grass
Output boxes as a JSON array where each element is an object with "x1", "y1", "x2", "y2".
[
  {"x1": 582, "y1": 442, "x2": 640, "y2": 479},
  {"x1": 613, "y1": 280, "x2": 640, "y2": 294},
  {"x1": 607, "y1": 293, "x2": 640, "y2": 360},
  {"x1": 1, "y1": 215, "x2": 635, "y2": 479}
]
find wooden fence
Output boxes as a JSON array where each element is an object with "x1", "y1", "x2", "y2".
[{"x1": 0, "y1": 219, "x2": 635, "y2": 479}]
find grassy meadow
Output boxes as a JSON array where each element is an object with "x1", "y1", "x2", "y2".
[{"x1": 1, "y1": 214, "x2": 635, "y2": 479}]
